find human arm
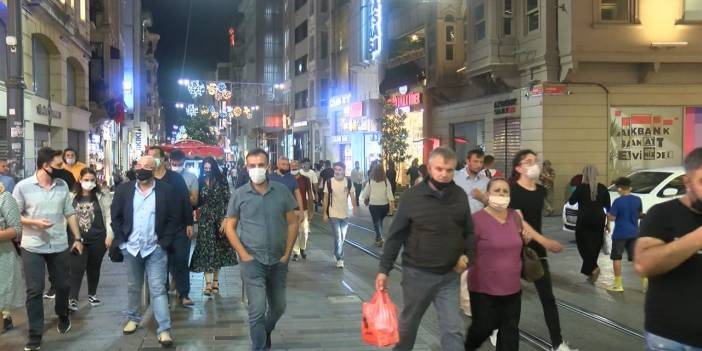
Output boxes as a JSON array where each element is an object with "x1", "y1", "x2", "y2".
[
  {"x1": 281, "y1": 210, "x2": 299, "y2": 263},
  {"x1": 385, "y1": 181, "x2": 395, "y2": 212},
  {"x1": 322, "y1": 183, "x2": 330, "y2": 222},
  {"x1": 349, "y1": 182, "x2": 358, "y2": 215},
  {"x1": 294, "y1": 188, "x2": 305, "y2": 218},
  {"x1": 307, "y1": 183, "x2": 315, "y2": 217},
  {"x1": 224, "y1": 217, "x2": 254, "y2": 262},
  {"x1": 101, "y1": 192, "x2": 114, "y2": 248},
  {"x1": 517, "y1": 211, "x2": 563, "y2": 253},
  {"x1": 0, "y1": 193, "x2": 21, "y2": 241}
]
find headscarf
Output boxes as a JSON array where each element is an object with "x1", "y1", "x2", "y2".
[{"x1": 581, "y1": 164, "x2": 599, "y2": 201}]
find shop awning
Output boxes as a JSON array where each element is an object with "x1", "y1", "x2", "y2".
[{"x1": 158, "y1": 140, "x2": 225, "y2": 159}]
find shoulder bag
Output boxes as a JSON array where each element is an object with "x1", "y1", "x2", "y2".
[{"x1": 512, "y1": 210, "x2": 544, "y2": 282}]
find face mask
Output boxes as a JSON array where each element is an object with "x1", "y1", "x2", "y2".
[
  {"x1": 525, "y1": 164, "x2": 541, "y2": 179},
  {"x1": 171, "y1": 166, "x2": 184, "y2": 173},
  {"x1": 65, "y1": 158, "x2": 76, "y2": 166},
  {"x1": 248, "y1": 167, "x2": 267, "y2": 184},
  {"x1": 44, "y1": 167, "x2": 58, "y2": 179},
  {"x1": 429, "y1": 177, "x2": 451, "y2": 191},
  {"x1": 488, "y1": 195, "x2": 510, "y2": 211},
  {"x1": 291, "y1": 170, "x2": 300, "y2": 176},
  {"x1": 81, "y1": 181, "x2": 96, "y2": 191},
  {"x1": 136, "y1": 169, "x2": 154, "y2": 181}
]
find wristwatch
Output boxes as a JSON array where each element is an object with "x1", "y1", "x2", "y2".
[{"x1": 76, "y1": 237, "x2": 84, "y2": 243}]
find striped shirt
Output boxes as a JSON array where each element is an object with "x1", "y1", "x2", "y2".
[{"x1": 13, "y1": 175, "x2": 76, "y2": 254}]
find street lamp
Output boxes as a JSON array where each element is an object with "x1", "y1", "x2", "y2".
[
  {"x1": 177, "y1": 78, "x2": 190, "y2": 86},
  {"x1": 175, "y1": 102, "x2": 185, "y2": 109}
]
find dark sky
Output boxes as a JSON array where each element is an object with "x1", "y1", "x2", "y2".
[{"x1": 142, "y1": 0, "x2": 241, "y2": 127}]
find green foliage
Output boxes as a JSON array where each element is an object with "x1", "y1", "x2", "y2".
[
  {"x1": 379, "y1": 98, "x2": 410, "y2": 166},
  {"x1": 182, "y1": 114, "x2": 217, "y2": 145}
]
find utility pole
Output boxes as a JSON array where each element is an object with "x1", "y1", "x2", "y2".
[{"x1": 6, "y1": 0, "x2": 25, "y2": 178}]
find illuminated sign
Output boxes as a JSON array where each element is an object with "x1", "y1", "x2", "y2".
[
  {"x1": 264, "y1": 116, "x2": 283, "y2": 129},
  {"x1": 493, "y1": 98, "x2": 517, "y2": 115},
  {"x1": 389, "y1": 92, "x2": 422, "y2": 108},
  {"x1": 329, "y1": 94, "x2": 351, "y2": 108},
  {"x1": 293, "y1": 120, "x2": 308, "y2": 128},
  {"x1": 361, "y1": 0, "x2": 382, "y2": 62},
  {"x1": 350, "y1": 102, "x2": 363, "y2": 118}
]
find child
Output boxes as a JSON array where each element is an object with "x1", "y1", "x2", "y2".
[{"x1": 606, "y1": 177, "x2": 646, "y2": 292}]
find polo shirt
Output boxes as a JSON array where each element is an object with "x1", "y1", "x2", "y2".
[{"x1": 226, "y1": 181, "x2": 297, "y2": 265}]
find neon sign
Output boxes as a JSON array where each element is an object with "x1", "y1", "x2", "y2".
[
  {"x1": 361, "y1": 0, "x2": 382, "y2": 62},
  {"x1": 329, "y1": 94, "x2": 351, "y2": 108},
  {"x1": 389, "y1": 92, "x2": 422, "y2": 108}
]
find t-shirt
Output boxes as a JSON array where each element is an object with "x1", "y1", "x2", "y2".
[
  {"x1": 509, "y1": 182, "x2": 546, "y2": 257},
  {"x1": 269, "y1": 172, "x2": 299, "y2": 194},
  {"x1": 294, "y1": 175, "x2": 311, "y2": 211},
  {"x1": 73, "y1": 197, "x2": 106, "y2": 243},
  {"x1": 325, "y1": 177, "x2": 352, "y2": 219},
  {"x1": 609, "y1": 194, "x2": 642, "y2": 240},
  {"x1": 639, "y1": 199, "x2": 702, "y2": 347},
  {"x1": 300, "y1": 169, "x2": 318, "y2": 185}
]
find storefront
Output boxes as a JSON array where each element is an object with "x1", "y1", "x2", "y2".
[
  {"x1": 328, "y1": 93, "x2": 382, "y2": 174},
  {"x1": 387, "y1": 85, "x2": 425, "y2": 184}
]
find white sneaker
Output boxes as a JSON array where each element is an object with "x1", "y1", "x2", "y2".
[
  {"x1": 489, "y1": 329, "x2": 498, "y2": 347},
  {"x1": 553, "y1": 341, "x2": 578, "y2": 351},
  {"x1": 336, "y1": 260, "x2": 344, "y2": 269}
]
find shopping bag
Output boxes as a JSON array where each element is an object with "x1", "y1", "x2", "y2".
[
  {"x1": 361, "y1": 290, "x2": 400, "y2": 347},
  {"x1": 460, "y1": 270, "x2": 471, "y2": 316},
  {"x1": 602, "y1": 230, "x2": 612, "y2": 255}
]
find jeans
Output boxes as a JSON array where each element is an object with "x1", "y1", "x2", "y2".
[
  {"x1": 368, "y1": 204, "x2": 390, "y2": 240},
  {"x1": 646, "y1": 332, "x2": 702, "y2": 351},
  {"x1": 465, "y1": 291, "x2": 521, "y2": 351},
  {"x1": 394, "y1": 266, "x2": 464, "y2": 351},
  {"x1": 69, "y1": 240, "x2": 107, "y2": 299},
  {"x1": 123, "y1": 246, "x2": 171, "y2": 334},
  {"x1": 293, "y1": 212, "x2": 309, "y2": 255},
  {"x1": 240, "y1": 259, "x2": 288, "y2": 351},
  {"x1": 167, "y1": 231, "x2": 191, "y2": 298},
  {"x1": 22, "y1": 249, "x2": 70, "y2": 338},
  {"x1": 329, "y1": 218, "x2": 349, "y2": 260},
  {"x1": 532, "y1": 259, "x2": 563, "y2": 347}
]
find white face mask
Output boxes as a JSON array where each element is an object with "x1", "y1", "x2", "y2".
[
  {"x1": 488, "y1": 195, "x2": 510, "y2": 211},
  {"x1": 525, "y1": 164, "x2": 541, "y2": 179},
  {"x1": 171, "y1": 166, "x2": 184, "y2": 173},
  {"x1": 248, "y1": 167, "x2": 267, "y2": 184},
  {"x1": 65, "y1": 158, "x2": 76, "y2": 166},
  {"x1": 81, "y1": 181, "x2": 96, "y2": 191},
  {"x1": 291, "y1": 170, "x2": 300, "y2": 176}
]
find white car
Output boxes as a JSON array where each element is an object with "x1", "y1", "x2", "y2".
[{"x1": 562, "y1": 167, "x2": 686, "y2": 232}]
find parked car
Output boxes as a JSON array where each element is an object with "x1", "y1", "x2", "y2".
[{"x1": 562, "y1": 167, "x2": 686, "y2": 232}]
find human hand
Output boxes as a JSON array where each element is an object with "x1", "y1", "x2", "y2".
[
  {"x1": 453, "y1": 255, "x2": 469, "y2": 273},
  {"x1": 544, "y1": 239, "x2": 564, "y2": 253},
  {"x1": 105, "y1": 236, "x2": 113, "y2": 249},
  {"x1": 239, "y1": 251, "x2": 255, "y2": 263},
  {"x1": 375, "y1": 273, "x2": 388, "y2": 291},
  {"x1": 71, "y1": 241, "x2": 84, "y2": 255},
  {"x1": 34, "y1": 219, "x2": 54, "y2": 229},
  {"x1": 186, "y1": 226, "x2": 194, "y2": 239}
]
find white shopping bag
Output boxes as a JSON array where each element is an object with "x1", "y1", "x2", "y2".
[
  {"x1": 460, "y1": 270, "x2": 471, "y2": 317},
  {"x1": 602, "y1": 231, "x2": 612, "y2": 255}
]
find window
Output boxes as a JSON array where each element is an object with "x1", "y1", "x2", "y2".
[
  {"x1": 320, "y1": 31, "x2": 328, "y2": 59},
  {"x1": 503, "y1": 0, "x2": 513, "y2": 35},
  {"x1": 599, "y1": 0, "x2": 633, "y2": 21},
  {"x1": 295, "y1": 21, "x2": 308, "y2": 43},
  {"x1": 295, "y1": 0, "x2": 307, "y2": 11},
  {"x1": 659, "y1": 176, "x2": 686, "y2": 197},
  {"x1": 320, "y1": 0, "x2": 328, "y2": 13},
  {"x1": 684, "y1": 0, "x2": 702, "y2": 20},
  {"x1": 67, "y1": 62, "x2": 76, "y2": 106},
  {"x1": 79, "y1": 0, "x2": 86, "y2": 21},
  {"x1": 474, "y1": 3, "x2": 486, "y2": 41},
  {"x1": 320, "y1": 78, "x2": 329, "y2": 106},
  {"x1": 445, "y1": 45, "x2": 454, "y2": 60},
  {"x1": 295, "y1": 55, "x2": 308, "y2": 76},
  {"x1": 526, "y1": 0, "x2": 539, "y2": 32},
  {"x1": 446, "y1": 25, "x2": 455, "y2": 42},
  {"x1": 32, "y1": 36, "x2": 50, "y2": 99},
  {"x1": 295, "y1": 90, "x2": 308, "y2": 110}
]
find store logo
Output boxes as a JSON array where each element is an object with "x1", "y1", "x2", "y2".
[
  {"x1": 329, "y1": 94, "x2": 351, "y2": 108},
  {"x1": 389, "y1": 92, "x2": 421, "y2": 108},
  {"x1": 399, "y1": 85, "x2": 408, "y2": 95}
]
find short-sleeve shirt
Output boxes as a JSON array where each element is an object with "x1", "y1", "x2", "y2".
[
  {"x1": 639, "y1": 200, "x2": 702, "y2": 347},
  {"x1": 300, "y1": 169, "x2": 318, "y2": 185},
  {"x1": 454, "y1": 168, "x2": 489, "y2": 214},
  {"x1": 609, "y1": 195, "x2": 642, "y2": 240},
  {"x1": 294, "y1": 175, "x2": 311, "y2": 211},
  {"x1": 13, "y1": 175, "x2": 76, "y2": 254},
  {"x1": 269, "y1": 172, "x2": 299, "y2": 194},
  {"x1": 226, "y1": 181, "x2": 296, "y2": 265},
  {"x1": 74, "y1": 197, "x2": 106, "y2": 243},
  {"x1": 325, "y1": 177, "x2": 352, "y2": 219}
]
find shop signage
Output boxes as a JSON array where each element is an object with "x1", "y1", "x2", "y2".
[
  {"x1": 390, "y1": 92, "x2": 421, "y2": 108},
  {"x1": 350, "y1": 102, "x2": 363, "y2": 118},
  {"x1": 361, "y1": 0, "x2": 382, "y2": 62},
  {"x1": 494, "y1": 98, "x2": 517, "y2": 114},
  {"x1": 293, "y1": 120, "x2": 308, "y2": 128},
  {"x1": 36, "y1": 104, "x2": 62, "y2": 119},
  {"x1": 329, "y1": 94, "x2": 351, "y2": 108},
  {"x1": 331, "y1": 135, "x2": 350, "y2": 143},
  {"x1": 342, "y1": 118, "x2": 376, "y2": 132},
  {"x1": 530, "y1": 84, "x2": 568, "y2": 97},
  {"x1": 133, "y1": 128, "x2": 143, "y2": 156},
  {"x1": 264, "y1": 116, "x2": 283, "y2": 129}
]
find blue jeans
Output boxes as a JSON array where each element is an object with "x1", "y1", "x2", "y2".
[
  {"x1": 123, "y1": 246, "x2": 171, "y2": 334},
  {"x1": 240, "y1": 259, "x2": 288, "y2": 351},
  {"x1": 646, "y1": 332, "x2": 702, "y2": 351},
  {"x1": 329, "y1": 217, "x2": 349, "y2": 260}
]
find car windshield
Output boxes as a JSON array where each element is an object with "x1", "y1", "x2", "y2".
[{"x1": 609, "y1": 172, "x2": 672, "y2": 194}]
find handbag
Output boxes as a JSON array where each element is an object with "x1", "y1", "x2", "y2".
[{"x1": 513, "y1": 211, "x2": 545, "y2": 282}]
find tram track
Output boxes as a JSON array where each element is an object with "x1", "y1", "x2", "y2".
[{"x1": 345, "y1": 221, "x2": 645, "y2": 344}]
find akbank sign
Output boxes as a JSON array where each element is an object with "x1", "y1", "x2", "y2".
[{"x1": 361, "y1": 0, "x2": 382, "y2": 62}]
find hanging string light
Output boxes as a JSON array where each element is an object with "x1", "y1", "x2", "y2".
[
  {"x1": 185, "y1": 104, "x2": 198, "y2": 117},
  {"x1": 217, "y1": 82, "x2": 227, "y2": 93},
  {"x1": 207, "y1": 82, "x2": 217, "y2": 96},
  {"x1": 233, "y1": 106, "x2": 242, "y2": 117},
  {"x1": 187, "y1": 80, "x2": 205, "y2": 98}
]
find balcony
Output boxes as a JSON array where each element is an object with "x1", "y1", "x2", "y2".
[{"x1": 387, "y1": 30, "x2": 426, "y2": 68}]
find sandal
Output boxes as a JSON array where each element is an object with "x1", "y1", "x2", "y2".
[
  {"x1": 203, "y1": 281, "x2": 212, "y2": 296},
  {"x1": 212, "y1": 280, "x2": 220, "y2": 294}
]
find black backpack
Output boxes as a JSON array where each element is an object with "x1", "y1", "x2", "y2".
[{"x1": 326, "y1": 177, "x2": 352, "y2": 216}]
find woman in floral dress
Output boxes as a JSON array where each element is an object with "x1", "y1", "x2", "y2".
[
  {"x1": 0, "y1": 182, "x2": 23, "y2": 332},
  {"x1": 190, "y1": 157, "x2": 237, "y2": 296}
]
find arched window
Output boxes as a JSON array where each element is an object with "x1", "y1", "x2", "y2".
[
  {"x1": 67, "y1": 62, "x2": 77, "y2": 106},
  {"x1": 32, "y1": 36, "x2": 50, "y2": 98}
]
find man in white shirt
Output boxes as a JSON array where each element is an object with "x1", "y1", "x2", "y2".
[{"x1": 454, "y1": 149, "x2": 489, "y2": 214}]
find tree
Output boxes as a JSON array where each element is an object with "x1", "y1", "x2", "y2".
[
  {"x1": 379, "y1": 98, "x2": 410, "y2": 166},
  {"x1": 181, "y1": 114, "x2": 218, "y2": 145}
]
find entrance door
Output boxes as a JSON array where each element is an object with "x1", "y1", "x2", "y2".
[{"x1": 493, "y1": 117, "x2": 521, "y2": 176}]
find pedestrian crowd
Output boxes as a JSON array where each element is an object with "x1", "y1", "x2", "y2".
[{"x1": 0, "y1": 144, "x2": 701, "y2": 351}]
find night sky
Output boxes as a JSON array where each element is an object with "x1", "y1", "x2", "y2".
[{"x1": 141, "y1": 0, "x2": 241, "y2": 128}]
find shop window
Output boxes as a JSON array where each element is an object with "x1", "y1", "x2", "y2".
[
  {"x1": 79, "y1": 0, "x2": 86, "y2": 21},
  {"x1": 295, "y1": 55, "x2": 308, "y2": 76},
  {"x1": 446, "y1": 45, "x2": 454, "y2": 60},
  {"x1": 493, "y1": 117, "x2": 521, "y2": 175},
  {"x1": 67, "y1": 129, "x2": 84, "y2": 160},
  {"x1": 32, "y1": 36, "x2": 51, "y2": 99},
  {"x1": 67, "y1": 62, "x2": 77, "y2": 106},
  {"x1": 503, "y1": 0, "x2": 513, "y2": 36},
  {"x1": 599, "y1": 0, "x2": 636, "y2": 22},
  {"x1": 451, "y1": 121, "x2": 485, "y2": 167},
  {"x1": 684, "y1": 0, "x2": 702, "y2": 21},
  {"x1": 526, "y1": 0, "x2": 539, "y2": 33},
  {"x1": 474, "y1": 3, "x2": 486, "y2": 41}
]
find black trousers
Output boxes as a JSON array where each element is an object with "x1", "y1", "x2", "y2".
[
  {"x1": 575, "y1": 225, "x2": 604, "y2": 276},
  {"x1": 353, "y1": 182, "x2": 362, "y2": 205},
  {"x1": 22, "y1": 249, "x2": 70, "y2": 338},
  {"x1": 167, "y1": 231, "x2": 191, "y2": 298},
  {"x1": 533, "y1": 259, "x2": 563, "y2": 347},
  {"x1": 69, "y1": 240, "x2": 107, "y2": 300},
  {"x1": 465, "y1": 291, "x2": 521, "y2": 351},
  {"x1": 368, "y1": 204, "x2": 389, "y2": 239}
]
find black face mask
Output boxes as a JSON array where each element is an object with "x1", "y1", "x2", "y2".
[
  {"x1": 44, "y1": 167, "x2": 59, "y2": 179},
  {"x1": 135, "y1": 169, "x2": 154, "y2": 181},
  {"x1": 429, "y1": 177, "x2": 451, "y2": 191}
]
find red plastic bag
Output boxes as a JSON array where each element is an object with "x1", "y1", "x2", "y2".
[{"x1": 361, "y1": 290, "x2": 400, "y2": 347}]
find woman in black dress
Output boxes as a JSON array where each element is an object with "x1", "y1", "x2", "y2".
[{"x1": 568, "y1": 164, "x2": 611, "y2": 282}]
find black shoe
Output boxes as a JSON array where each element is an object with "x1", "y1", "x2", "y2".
[
  {"x1": 300, "y1": 249, "x2": 307, "y2": 259},
  {"x1": 3, "y1": 316, "x2": 13, "y2": 331},
  {"x1": 266, "y1": 331, "x2": 272, "y2": 349},
  {"x1": 24, "y1": 336, "x2": 41, "y2": 351},
  {"x1": 43, "y1": 288, "x2": 55, "y2": 299},
  {"x1": 292, "y1": 254, "x2": 300, "y2": 262},
  {"x1": 57, "y1": 316, "x2": 71, "y2": 334}
]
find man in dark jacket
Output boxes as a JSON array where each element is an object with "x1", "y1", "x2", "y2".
[
  {"x1": 110, "y1": 155, "x2": 179, "y2": 347},
  {"x1": 376, "y1": 147, "x2": 474, "y2": 351}
]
